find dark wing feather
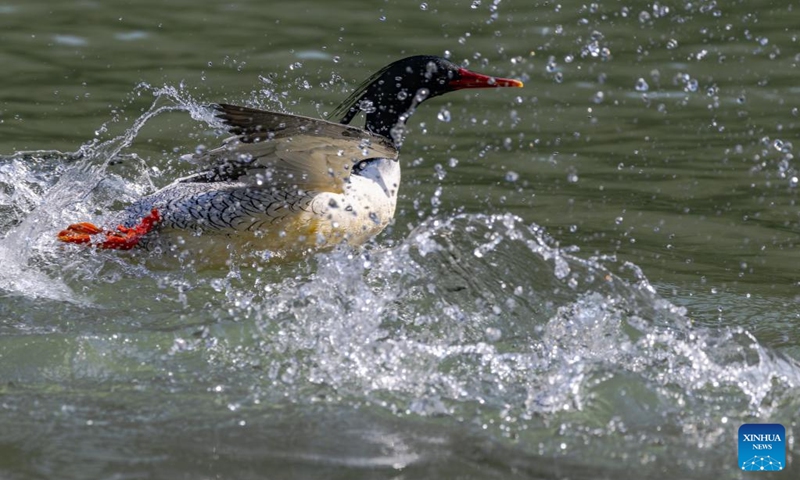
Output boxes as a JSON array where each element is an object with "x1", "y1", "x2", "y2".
[{"x1": 181, "y1": 104, "x2": 398, "y2": 194}]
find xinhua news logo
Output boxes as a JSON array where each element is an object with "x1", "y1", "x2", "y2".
[{"x1": 738, "y1": 423, "x2": 786, "y2": 472}]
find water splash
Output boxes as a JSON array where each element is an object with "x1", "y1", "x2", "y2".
[
  {"x1": 0, "y1": 84, "x2": 217, "y2": 301},
  {"x1": 188, "y1": 213, "x2": 800, "y2": 439}
]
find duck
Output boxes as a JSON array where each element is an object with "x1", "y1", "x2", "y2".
[{"x1": 57, "y1": 55, "x2": 523, "y2": 257}]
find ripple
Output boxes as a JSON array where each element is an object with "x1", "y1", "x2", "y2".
[
  {"x1": 52, "y1": 34, "x2": 89, "y2": 47},
  {"x1": 114, "y1": 31, "x2": 149, "y2": 41}
]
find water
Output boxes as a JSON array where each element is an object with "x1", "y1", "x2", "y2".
[{"x1": 1, "y1": 1, "x2": 799, "y2": 478}]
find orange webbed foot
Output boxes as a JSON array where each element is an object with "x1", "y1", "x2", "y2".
[{"x1": 57, "y1": 209, "x2": 161, "y2": 250}]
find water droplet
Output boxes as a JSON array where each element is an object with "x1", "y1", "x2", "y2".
[
  {"x1": 593, "y1": 91, "x2": 604, "y2": 103},
  {"x1": 685, "y1": 78, "x2": 698, "y2": 92},
  {"x1": 434, "y1": 163, "x2": 446, "y2": 180},
  {"x1": 666, "y1": 38, "x2": 678, "y2": 49},
  {"x1": 437, "y1": 108, "x2": 451, "y2": 122},
  {"x1": 638, "y1": 11, "x2": 651, "y2": 23},
  {"x1": 358, "y1": 99, "x2": 376, "y2": 113},
  {"x1": 635, "y1": 78, "x2": 649, "y2": 92},
  {"x1": 333, "y1": 56, "x2": 340, "y2": 63},
  {"x1": 210, "y1": 278, "x2": 225, "y2": 292},
  {"x1": 484, "y1": 327, "x2": 502, "y2": 342},
  {"x1": 471, "y1": 0, "x2": 481, "y2": 9},
  {"x1": 615, "y1": 216, "x2": 624, "y2": 225},
  {"x1": 505, "y1": 171, "x2": 519, "y2": 182}
]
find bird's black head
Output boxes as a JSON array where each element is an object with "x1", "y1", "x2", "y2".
[{"x1": 330, "y1": 55, "x2": 522, "y2": 146}]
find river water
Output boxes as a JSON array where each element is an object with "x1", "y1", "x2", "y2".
[{"x1": 0, "y1": 1, "x2": 798, "y2": 478}]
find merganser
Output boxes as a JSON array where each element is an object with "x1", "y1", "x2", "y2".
[{"x1": 57, "y1": 55, "x2": 523, "y2": 256}]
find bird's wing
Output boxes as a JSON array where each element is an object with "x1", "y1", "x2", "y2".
[{"x1": 180, "y1": 104, "x2": 398, "y2": 194}]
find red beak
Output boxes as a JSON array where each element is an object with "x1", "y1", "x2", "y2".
[{"x1": 448, "y1": 67, "x2": 524, "y2": 90}]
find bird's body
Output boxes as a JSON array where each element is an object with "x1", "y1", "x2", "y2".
[
  {"x1": 115, "y1": 153, "x2": 400, "y2": 255},
  {"x1": 109, "y1": 108, "x2": 402, "y2": 256},
  {"x1": 58, "y1": 55, "x2": 522, "y2": 257}
]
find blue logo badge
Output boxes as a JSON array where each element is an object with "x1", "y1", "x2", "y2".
[{"x1": 738, "y1": 423, "x2": 786, "y2": 471}]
